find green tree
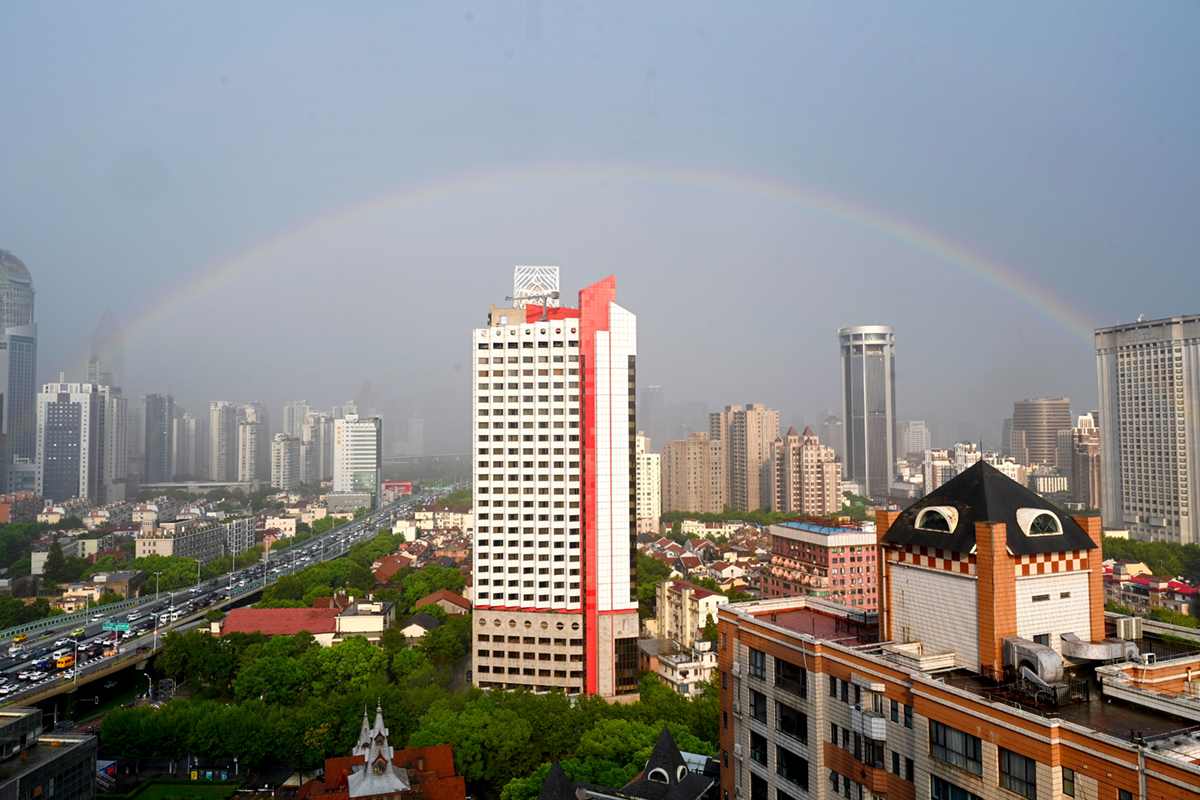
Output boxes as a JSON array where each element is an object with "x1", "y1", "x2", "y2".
[
  {"x1": 312, "y1": 636, "x2": 388, "y2": 696},
  {"x1": 42, "y1": 536, "x2": 66, "y2": 581},
  {"x1": 702, "y1": 613, "x2": 718, "y2": 642}
]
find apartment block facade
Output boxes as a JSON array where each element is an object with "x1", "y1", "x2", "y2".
[
  {"x1": 712, "y1": 404, "x2": 779, "y2": 513},
  {"x1": 471, "y1": 272, "x2": 639, "y2": 699},
  {"x1": 760, "y1": 520, "x2": 878, "y2": 611},
  {"x1": 762, "y1": 426, "x2": 842, "y2": 516},
  {"x1": 635, "y1": 431, "x2": 662, "y2": 535},
  {"x1": 663, "y1": 432, "x2": 725, "y2": 514}
]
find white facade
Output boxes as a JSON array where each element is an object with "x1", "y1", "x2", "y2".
[
  {"x1": 282, "y1": 400, "x2": 310, "y2": 439},
  {"x1": 512, "y1": 265, "x2": 560, "y2": 307},
  {"x1": 271, "y1": 433, "x2": 301, "y2": 490},
  {"x1": 237, "y1": 420, "x2": 261, "y2": 483},
  {"x1": 333, "y1": 414, "x2": 382, "y2": 504},
  {"x1": 1096, "y1": 315, "x2": 1200, "y2": 543},
  {"x1": 35, "y1": 381, "x2": 127, "y2": 504},
  {"x1": 903, "y1": 420, "x2": 931, "y2": 456}
]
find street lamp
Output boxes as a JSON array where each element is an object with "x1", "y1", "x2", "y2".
[{"x1": 145, "y1": 673, "x2": 153, "y2": 701}]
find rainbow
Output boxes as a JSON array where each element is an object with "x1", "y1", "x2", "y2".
[{"x1": 120, "y1": 162, "x2": 1099, "y2": 348}]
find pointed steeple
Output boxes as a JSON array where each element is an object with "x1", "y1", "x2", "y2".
[
  {"x1": 802, "y1": 426, "x2": 815, "y2": 437},
  {"x1": 787, "y1": 426, "x2": 799, "y2": 437},
  {"x1": 356, "y1": 706, "x2": 372, "y2": 751},
  {"x1": 644, "y1": 725, "x2": 687, "y2": 778}
]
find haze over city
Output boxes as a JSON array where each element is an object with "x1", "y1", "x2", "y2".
[{"x1": 2, "y1": 2, "x2": 1197, "y2": 453}]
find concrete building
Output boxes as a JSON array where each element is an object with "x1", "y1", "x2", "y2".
[
  {"x1": 0, "y1": 491, "x2": 39, "y2": 523},
  {"x1": 655, "y1": 579, "x2": 726, "y2": 649},
  {"x1": 902, "y1": 420, "x2": 931, "y2": 457},
  {"x1": 663, "y1": 432, "x2": 724, "y2": 515},
  {"x1": 762, "y1": 426, "x2": 842, "y2": 516},
  {"x1": 209, "y1": 401, "x2": 239, "y2": 482},
  {"x1": 141, "y1": 393, "x2": 174, "y2": 483},
  {"x1": 34, "y1": 381, "x2": 127, "y2": 504},
  {"x1": 271, "y1": 433, "x2": 301, "y2": 491},
  {"x1": 333, "y1": 414, "x2": 382, "y2": 507},
  {"x1": 283, "y1": 400, "x2": 310, "y2": 439},
  {"x1": 1096, "y1": 315, "x2": 1199, "y2": 544},
  {"x1": 640, "y1": 385, "x2": 668, "y2": 463},
  {"x1": 221, "y1": 515, "x2": 257, "y2": 557},
  {"x1": 760, "y1": 519, "x2": 879, "y2": 610},
  {"x1": 136, "y1": 518, "x2": 225, "y2": 564},
  {"x1": 237, "y1": 419, "x2": 261, "y2": 483},
  {"x1": 0, "y1": 251, "x2": 38, "y2": 492},
  {"x1": 471, "y1": 272, "x2": 639, "y2": 699},
  {"x1": 302, "y1": 411, "x2": 334, "y2": 484},
  {"x1": 1010, "y1": 397, "x2": 1071, "y2": 467},
  {"x1": 718, "y1": 460, "x2": 1200, "y2": 800},
  {"x1": 172, "y1": 412, "x2": 208, "y2": 479},
  {"x1": 711, "y1": 404, "x2": 779, "y2": 513},
  {"x1": 0, "y1": 707, "x2": 97, "y2": 800},
  {"x1": 635, "y1": 431, "x2": 662, "y2": 535},
  {"x1": 649, "y1": 639, "x2": 718, "y2": 697},
  {"x1": 838, "y1": 325, "x2": 897, "y2": 498},
  {"x1": 922, "y1": 448, "x2": 953, "y2": 495}
]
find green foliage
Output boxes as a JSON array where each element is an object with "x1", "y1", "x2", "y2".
[
  {"x1": 0, "y1": 522, "x2": 53, "y2": 573},
  {"x1": 0, "y1": 595, "x2": 52, "y2": 629},
  {"x1": 1106, "y1": 600, "x2": 1134, "y2": 615},
  {"x1": 204, "y1": 608, "x2": 226, "y2": 622},
  {"x1": 636, "y1": 551, "x2": 672, "y2": 618},
  {"x1": 1102, "y1": 535, "x2": 1200, "y2": 580},
  {"x1": 441, "y1": 487, "x2": 473, "y2": 506},
  {"x1": 501, "y1": 759, "x2": 640, "y2": 800},
  {"x1": 42, "y1": 537, "x2": 67, "y2": 581},
  {"x1": 418, "y1": 614, "x2": 471, "y2": 665},
  {"x1": 397, "y1": 565, "x2": 466, "y2": 615},
  {"x1": 702, "y1": 613, "x2": 718, "y2": 642},
  {"x1": 96, "y1": 591, "x2": 125, "y2": 606},
  {"x1": 1149, "y1": 606, "x2": 1199, "y2": 629}
]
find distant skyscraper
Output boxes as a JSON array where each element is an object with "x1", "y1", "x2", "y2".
[
  {"x1": 1096, "y1": 315, "x2": 1200, "y2": 544},
  {"x1": 244, "y1": 402, "x2": 271, "y2": 482},
  {"x1": 903, "y1": 420, "x2": 931, "y2": 456},
  {"x1": 0, "y1": 251, "x2": 37, "y2": 487},
  {"x1": 511, "y1": 265, "x2": 560, "y2": 307},
  {"x1": 407, "y1": 414, "x2": 424, "y2": 457},
  {"x1": 283, "y1": 400, "x2": 310, "y2": 439},
  {"x1": 172, "y1": 412, "x2": 208, "y2": 479},
  {"x1": 333, "y1": 414, "x2": 382, "y2": 505},
  {"x1": 35, "y1": 381, "x2": 126, "y2": 503},
  {"x1": 1011, "y1": 398, "x2": 1071, "y2": 467},
  {"x1": 89, "y1": 309, "x2": 123, "y2": 389},
  {"x1": 332, "y1": 401, "x2": 357, "y2": 420},
  {"x1": 142, "y1": 394, "x2": 175, "y2": 483},
  {"x1": 821, "y1": 415, "x2": 843, "y2": 460},
  {"x1": 237, "y1": 420, "x2": 261, "y2": 483},
  {"x1": 209, "y1": 401, "x2": 239, "y2": 481},
  {"x1": 1001, "y1": 417, "x2": 1013, "y2": 457},
  {"x1": 838, "y1": 325, "x2": 897, "y2": 497},
  {"x1": 271, "y1": 434, "x2": 301, "y2": 491},
  {"x1": 301, "y1": 411, "x2": 334, "y2": 484},
  {"x1": 710, "y1": 404, "x2": 779, "y2": 512},
  {"x1": 662, "y1": 432, "x2": 724, "y2": 514},
  {"x1": 639, "y1": 386, "x2": 667, "y2": 456}
]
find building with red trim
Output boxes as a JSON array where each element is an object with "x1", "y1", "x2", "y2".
[{"x1": 471, "y1": 268, "x2": 639, "y2": 699}]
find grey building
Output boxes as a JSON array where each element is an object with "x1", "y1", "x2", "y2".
[
  {"x1": 142, "y1": 393, "x2": 175, "y2": 483},
  {"x1": 838, "y1": 325, "x2": 896, "y2": 497},
  {"x1": 0, "y1": 707, "x2": 96, "y2": 800},
  {"x1": 35, "y1": 382, "x2": 127, "y2": 504},
  {"x1": 137, "y1": 518, "x2": 225, "y2": 565},
  {"x1": 1096, "y1": 314, "x2": 1200, "y2": 544},
  {"x1": 0, "y1": 251, "x2": 38, "y2": 490}
]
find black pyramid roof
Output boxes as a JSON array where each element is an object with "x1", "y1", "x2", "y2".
[
  {"x1": 881, "y1": 461, "x2": 1097, "y2": 557},
  {"x1": 538, "y1": 762, "x2": 576, "y2": 800}
]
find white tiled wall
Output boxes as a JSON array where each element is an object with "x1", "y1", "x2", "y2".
[
  {"x1": 1015, "y1": 571, "x2": 1091, "y2": 651},
  {"x1": 889, "y1": 563, "x2": 978, "y2": 669}
]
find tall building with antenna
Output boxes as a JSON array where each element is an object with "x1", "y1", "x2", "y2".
[{"x1": 471, "y1": 270, "x2": 639, "y2": 699}]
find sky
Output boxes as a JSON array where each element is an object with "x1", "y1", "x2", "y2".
[{"x1": 2, "y1": 1, "x2": 1197, "y2": 454}]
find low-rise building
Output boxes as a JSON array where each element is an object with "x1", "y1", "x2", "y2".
[
  {"x1": 264, "y1": 515, "x2": 298, "y2": 538},
  {"x1": 0, "y1": 491, "x2": 40, "y2": 523},
  {"x1": 656, "y1": 580, "x2": 726, "y2": 650},
  {"x1": 221, "y1": 515, "x2": 258, "y2": 557},
  {"x1": 400, "y1": 612, "x2": 441, "y2": 642},
  {"x1": 413, "y1": 588, "x2": 471, "y2": 616},
  {"x1": 90, "y1": 569, "x2": 146, "y2": 599},
  {"x1": 649, "y1": 639, "x2": 718, "y2": 696},
  {"x1": 135, "y1": 518, "x2": 225, "y2": 564},
  {"x1": 216, "y1": 607, "x2": 342, "y2": 646},
  {"x1": 0, "y1": 707, "x2": 97, "y2": 800},
  {"x1": 334, "y1": 600, "x2": 396, "y2": 644},
  {"x1": 414, "y1": 503, "x2": 473, "y2": 532},
  {"x1": 760, "y1": 519, "x2": 879, "y2": 611}
]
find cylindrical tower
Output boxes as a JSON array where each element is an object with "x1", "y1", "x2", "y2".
[{"x1": 838, "y1": 325, "x2": 896, "y2": 498}]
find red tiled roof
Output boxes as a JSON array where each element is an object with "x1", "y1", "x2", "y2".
[
  {"x1": 219, "y1": 607, "x2": 340, "y2": 637},
  {"x1": 373, "y1": 554, "x2": 413, "y2": 583},
  {"x1": 668, "y1": 580, "x2": 722, "y2": 600},
  {"x1": 415, "y1": 588, "x2": 471, "y2": 611}
]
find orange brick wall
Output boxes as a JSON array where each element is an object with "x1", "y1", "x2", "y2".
[
  {"x1": 1072, "y1": 514, "x2": 1106, "y2": 643},
  {"x1": 975, "y1": 521, "x2": 1015, "y2": 675},
  {"x1": 876, "y1": 509, "x2": 900, "y2": 643}
]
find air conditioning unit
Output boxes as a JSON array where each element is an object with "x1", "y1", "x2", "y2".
[
  {"x1": 732, "y1": 702, "x2": 742, "y2": 715},
  {"x1": 733, "y1": 743, "x2": 743, "y2": 758},
  {"x1": 732, "y1": 661, "x2": 742, "y2": 676},
  {"x1": 1116, "y1": 616, "x2": 1143, "y2": 641}
]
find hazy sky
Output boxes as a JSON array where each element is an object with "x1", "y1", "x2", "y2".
[{"x1": 3, "y1": 2, "x2": 1197, "y2": 453}]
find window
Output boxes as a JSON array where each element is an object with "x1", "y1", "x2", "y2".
[
  {"x1": 930, "y1": 721, "x2": 982, "y2": 776},
  {"x1": 776, "y1": 702, "x2": 807, "y2": 743},
  {"x1": 723, "y1": 711, "x2": 728, "y2": 729},
  {"x1": 750, "y1": 773, "x2": 768, "y2": 800},
  {"x1": 890, "y1": 699, "x2": 899, "y2": 723},
  {"x1": 931, "y1": 776, "x2": 983, "y2": 800},
  {"x1": 748, "y1": 648, "x2": 766, "y2": 679},
  {"x1": 891, "y1": 752, "x2": 900, "y2": 775},
  {"x1": 999, "y1": 749, "x2": 1037, "y2": 800},
  {"x1": 1119, "y1": 790, "x2": 1133, "y2": 800},
  {"x1": 775, "y1": 746, "x2": 808, "y2": 790},
  {"x1": 916, "y1": 506, "x2": 957, "y2": 532},
  {"x1": 841, "y1": 679, "x2": 849, "y2": 703},
  {"x1": 775, "y1": 658, "x2": 807, "y2": 698},
  {"x1": 750, "y1": 731, "x2": 768, "y2": 765},
  {"x1": 829, "y1": 675, "x2": 838, "y2": 697},
  {"x1": 1062, "y1": 767, "x2": 1075, "y2": 797},
  {"x1": 722, "y1": 672, "x2": 727, "y2": 689},
  {"x1": 749, "y1": 689, "x2": 767, "y2": 723},
  {"x1": 903, "y1": 703, "x2": 913, "y2": 729},
  {"x1": 830, "y1": 722, "x2": 838, "y2": 743},
  {"x1": 721, "y1": 633, "x2": 727, "y2": 650},
  {"x1": 905, "y1": 758, "x2": 913, "y2": 782}
]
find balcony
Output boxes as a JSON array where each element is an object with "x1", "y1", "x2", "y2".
[
  {"x1": 851, "y1": 707, "x2": 888, "y2": 741},
  {"x1": 824, "y1": 743, "x2": 890, "y2": 796}
]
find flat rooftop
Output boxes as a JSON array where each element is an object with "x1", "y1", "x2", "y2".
[{"x1": 0, "y1": 736, "x2": 94, "y2": 784}]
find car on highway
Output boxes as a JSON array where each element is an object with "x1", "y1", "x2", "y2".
[
  {"x1": 17, "y1": 670, "x2": 34, "y2": 681},
  {"x1": 70, "y1": 628, "x2": 85, "y2": 637},
  {"x1": 12, "y1": 634, "x2": 27, "y2": 644},
  {"x1": 53, "y1": 639, "x2": 69, "y2": 648}
]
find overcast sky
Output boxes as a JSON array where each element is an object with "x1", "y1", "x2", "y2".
[{"x1": 2, "y1": 1, "x2": 1197, "y2": 453}]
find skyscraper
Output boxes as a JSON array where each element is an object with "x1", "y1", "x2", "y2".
[
  {"x1": 710, "y1": 404, "x2": 779, "y2": 513},
  {"x1": 1011, "y1": 398, "x2": 1071, "y2": 467},
  {"x1": 35, "y1": 381, "x2": 127, "y2": 503},
  {"x1": 209, "y1": 401, "x2": 239, "y2": 481},
  {"x1": 471, "y1": 272, "x2": 639, "y2": 699},
  {"x1": 634, "y1": 431, "x2": 661, "y2": 535},
  {"x1": 638, "y1": 385, "x2": 667, "y2": 459},
  {"x1": 0, "y1": 251, "x2": 37, "y2": 488},
  {"x1": 902, "y1": 420, "x2": 931, "y2": 456},
  {"x1": 89, "y1": 309, "x2": 123, "y2": 389},
  {"x1": 333, "y1": 414, "x2": 382, "y2": 505},
  {"x1": 283, "y1": 400, "x2": 310, "y2": 439},
  {"x1": 271, "y1": 434, "x2": 302, "y2": 491},
  {"x1": 142, "y1": 394, "x2": 175, "y2": 483},
  {"x1": 838, "y1": 325, "x2": 896, "y2": 497},
  {"x1": 172, "y1": 412, "x2": 208, "y2": 479},
  {"x1": 1096, "y1": 315, "x2": 1200, "y2": 543},
  {"x1": 301, "y1": 411, "x2": 334, "y2": 484}
]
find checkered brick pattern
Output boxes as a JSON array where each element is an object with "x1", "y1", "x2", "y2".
[
  {"x1": 1015, "y1": 550, "x2": 1087, "y2": 576},
  {"x1": 889, "y1": 546, "x2": 976, "y2": 575}
]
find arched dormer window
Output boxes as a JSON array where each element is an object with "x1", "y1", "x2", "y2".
[
  {"x1": 1017, "y1": 508, "x2": 1061, "y2": 536},
  {"x1": 915, "y1": 506, "x2": 958, "y2": 533},
  {"x1": 676, "y1": 766, "x2": 688, "y2": 782},
  {"x1": 648, "y1": 768, "x2": 670, "y2": 784}
]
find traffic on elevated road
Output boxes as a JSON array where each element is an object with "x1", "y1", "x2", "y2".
[{"x1": 0, "y1": 490, "x2": 446, "y2": 705}]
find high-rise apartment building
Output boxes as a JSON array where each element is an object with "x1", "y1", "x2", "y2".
[
  {"x1": 762, "y1": 427, "x2": 842, "y2": 516},
  {"x1": 471, "y1": 273, "x2": 639, "y2": 699},
  {"x1": 821, "y1": 415, "x2": 843, "y2": 460},
  {"x1": 333, "y1": 414, "x2": 382, "y2": 505},
  {"x1": 902, "y1": 420, "x2": 930, "y2": 456},
  {"x1": 245, "y1": 401, "x2": 271, "y2": 482},
  {"x1": 639, "y1": 385, "x2": 668, "y2": 460},
  {"x1": 662, "y1": 432, "x2": 724, "y2": 515},
  {"x1": 283, "y1": 400, "x2": 310, "y2": 439},
  {"x1": 1096, "y1": 315, "x2": 1200, "y2": 543},
  {"x1": 142, "y1": 393, "x2": 175, "y2": 483},
  {"x1": 1010, "y1": 397, "x2": 1071, "y2": 467},
  {"x1": 0, "y1": 251, "x2": 38, "y2": 490},
  {"x1": 838, "y1": 325, "x2": 896, "y2": 497},
  {"x1": 634, "y1": 431, "x2": 661, "y2": 535},
  {"x1": 35, "y1": 381, "x2": 127, "y2": 503},
  {"x1": 209, "y1": 401, "x2": 239, "y2": 481},
  {"x1": 271, "y1": 433, "x2": 302, "y2": 491},
  {"x1": 237, "y1": 419, "x2": 261, "y2": 483},
  {"x1": 922, "y1": 448, "x2": 953, "y2": 495},
  {"x1": 302, "y1": 411, "x2": 334, "y2": 484},
  {"x1": 172, "y1": 412, "x2": 208, "y2": 479},
  {"x1": 710, "y1": 404, "x2": 779, "y2": 513}
]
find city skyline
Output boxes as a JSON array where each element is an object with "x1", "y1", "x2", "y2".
[{"x1": 1, "y1": 4, "x2": 1196, "y2": 454}]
